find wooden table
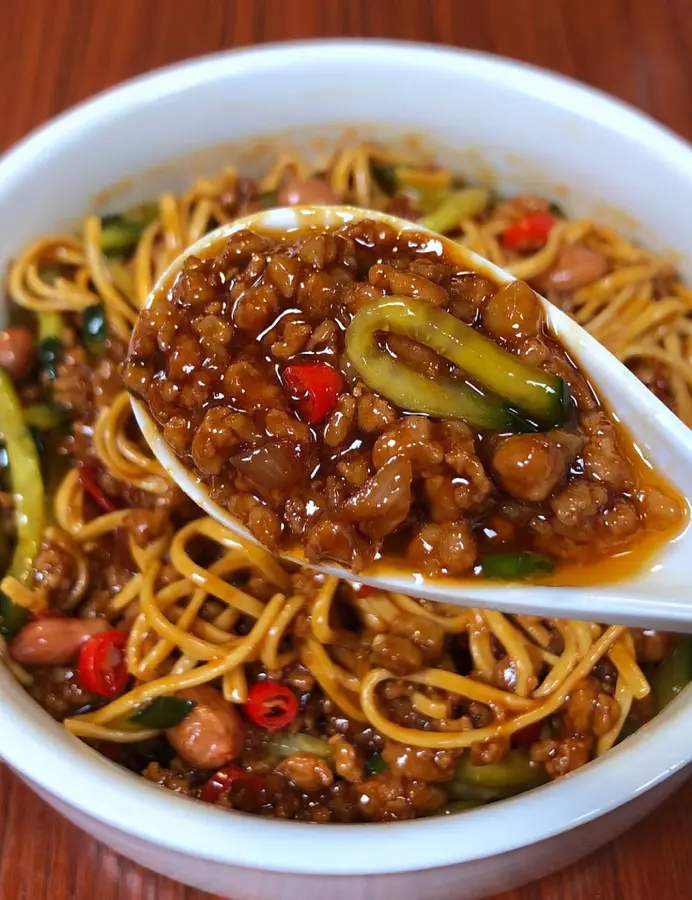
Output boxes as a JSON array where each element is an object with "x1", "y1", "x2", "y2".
[{"x1": 1, "y1": 1, "x2": 691, "y2": 897}]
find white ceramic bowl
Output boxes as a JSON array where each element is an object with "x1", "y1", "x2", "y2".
[{"x1": 1, "y1": 40, "x2": 692, "y2": 900}]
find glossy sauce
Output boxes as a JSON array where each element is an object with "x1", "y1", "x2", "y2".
[{"x1": 124, "y1": 217, "x2": 687, "y2": 583}]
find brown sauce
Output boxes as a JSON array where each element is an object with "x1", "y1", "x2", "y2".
[{"x1": 124, "y1": 217, "x2": 686, "y2": 583}]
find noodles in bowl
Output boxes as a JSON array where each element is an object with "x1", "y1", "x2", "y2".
[{"x1": 0, "y1": 141, "x2": 690, "y2": 821}]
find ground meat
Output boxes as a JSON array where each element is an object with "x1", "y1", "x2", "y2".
[
  {"x1": 440, "y1": 427, "x2": 493, "y2": 511},
  {"x1": 470, "y1": 737, "x2": 510, "y2": 766},
  {"x1": 564, "y1": 678, "x2": 620, "y2": 736},
  {"x1": 92, "y1": 350, "x2": 127, "y2": 407},
  {"x1": 530, "y1": 735, "x2": 594, "y2": 779},
  {"x1": 490, "y1": 657, "x2": 519, "y2": 692},
  {"x1": 551, "y1": 481, "x2": 608, "y2": 529},
  {"x1": 447, "y1": 273, "x2": 495, "y2": 323},
  {"x1": 278, "y1": 752, "x2": 334, "y2": 792},
  {"x1": 408, "y1": 520, "x2": 477, "y2": 576},
  {"x1": 328, "y1": 735, "x2": 364, "y2": 782},
  {"x1": 191, "y1": 408, "x2": 258, "y2": 474},
  {"x1": 54, "y1": 333, "x2": 127, "y2": 418},
  {"x1": 29, "y1": 666, "x2": 98, "y2": 721},
  {"x1": 482, "y1": 280, "x2": 542, "y2": 341},
  {"x1": 369, "y1": 633, "x2": 423, "y2": 676},
  {"x1": 372, "y1": 416, "x2": 444, "y2": 474},
  {"x1": 390, "y1": 614, "x2": 446, "y2": 663},
  {"x1": 381, "y1": 743, "x2": 460, "y2": 781},
  {"x1": 336, "y1": 452, "x2": 371, "y2": 487},
  {"x1": 124, "y1": 217, "x2": 681, "y2": 576},
  {"x1": 225, "y1": 493, "x2": 283, "y2": 548},
  {"x1": 633, "y1": 629, "x2": 673, "y2": 663},
  {"x1": 304, "y1": 515, "x2": 372, "y2": 570},
  {"x1": 534, "y1": 492, "x2": 640, "y2": 561},
  {"x1": 53, "y1": 339, "x2": 92, "y2": 413},
  {"x1": 270, "y1": 316, "x2": 311, "y2": 360},
  {"x1": 343, "y1": 457, "x2": 412, "y2": 542},
  {"x1": 33, "y1": 538, "x2": 79, "y2": 609},
  {"x1": 386, "y1": 333, "x2": 443, "y2": 377},
  {"x1": 637, "y1": 486, "x2": 683, "y2": 529},
  {"x1": 582, "y1": 411, "x2": 630, "y2": 489},
  {"x1": 591, "y1": 657, "x2": 619, "y2": 696},
  {"x1": 491, "y1": 434, "x2": 567, "y2": 502},
  {"x1": 142, "y1": 762, "x2": 194, "y2": 795},
  {"x1": 125, "y1": 508, "x2": 169, "y2": 548},
  {"x1": 356, "y1": 773, "x2": 447, "y2": 821},
  {"x1": 370, "y1": 262, "x2": 449, "y2": 307},
  {"x1": 323, "y1": 395, "x2": 357, "y2": 447},
  {"x1": 356, "y1": 392, "x2": 397, "y2": 433},
  {"x1": 233, "y1": 284, "x2": 278, "y2": 333}
]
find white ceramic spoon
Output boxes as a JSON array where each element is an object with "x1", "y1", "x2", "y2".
[{"x1": 131, "y1": 205, "x2": 692, "y2": 632}]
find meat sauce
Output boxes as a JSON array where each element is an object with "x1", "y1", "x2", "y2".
[{"x1": 124, "y1": 217, "x2": 686, "y2": 582}]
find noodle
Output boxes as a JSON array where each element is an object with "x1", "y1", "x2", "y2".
[
  {"x1": 360, "y1": 627, "x2": 625, "y2": 750},
  {"x1": 50, "y1": 491, "x2": 644, "y2": 753}
]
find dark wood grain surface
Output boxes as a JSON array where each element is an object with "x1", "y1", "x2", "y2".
[{"x1": 1, "y1": 1, "x2": 691, "y2": 897}]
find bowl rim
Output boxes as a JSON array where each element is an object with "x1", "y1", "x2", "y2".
[{"x1": 2, "y1": 38, "x2": 692, "y2": 877}]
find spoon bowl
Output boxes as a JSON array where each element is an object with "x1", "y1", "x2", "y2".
[{"x1": 131, "y1": 205, "x2": 692, "y2": 631}]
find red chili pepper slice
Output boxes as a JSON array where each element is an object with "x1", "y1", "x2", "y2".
[
  {"x1": 511, "y1": 721, "x2": 543, "y2": 748},
  {"x1": 502, "y1": 212, "x2": 557, "y2": 253},
  {"x1": 282, "y1": 362, "x2": 342, "y2": 424},
  {"x1": 79, "y1": 466, "x2": 117, "y2": 513},
  {"x1": 355, "y1": 583, "x2": 377, "y2": 597},
  {"x1": 243, "y1": 680, "x2": 298, "y2": 732},
  {"x1": 200, "y1": 766, "x2": 263, "y2": 804},
  {"x1": 78, "y1": 630, "x2": 128, "y2": 697}
]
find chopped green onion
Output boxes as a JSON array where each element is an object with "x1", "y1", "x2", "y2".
[
  {"x1": 370, "y1": 162, "x2": 398, "y2": 196},
  {"x1": 480, "y1": 552, "x2": 555, "y2": 580},
  {"x1": 364, "y1": 751, "x2": 388, "y2": 776},
  {"x1": 37, "y1": 312, "x2": 63, "y2": 382},
  {"x1": 38, "y1": 338, "x2": 61, "y2": 382},
  {"x1": 346, "y1": 296, "x2": 568, "y2": 431},
  {"x1": 394, "y1": 167, "x2": 452, "y2": 213},
  {"x1": 129, "y1": 696, "x2": 196, "y2": 729},
  {"x1": 448, "y1": 750, "x2": 546, "y2": 803},
  {"x1": 38, "y1": 312, "x2": 63, "y2": 343},
  {"x1": 418, "y1": 188, "x2": 489, "y2": 234},
  {"x1": 453, "y1": 749, "x2": 544, "y2": 790},
  {"x1": 23, "y1": 402, "x2": 66, "y2": 431},
  {"x1": 100, "y1": 203, "x2": 159, "y2": 255},
  {"x1": 447, "y1": 780, "x2": 511, "y2": 803},
  {"x1": 0, "y1": 590, "x2": 28, "y2": 638},
  {"x1": 652, "y1": 637, "x2": 692, "y2": 712},
  {"x1": 0, "y1": 369, "x2": 44, "y2": 586},
  {"x1": 82, "y1": 304, "x2": 108, "y2": 356},
  {"x1": 265, "y1": 732, "x2": 332, "y2": 759}
]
